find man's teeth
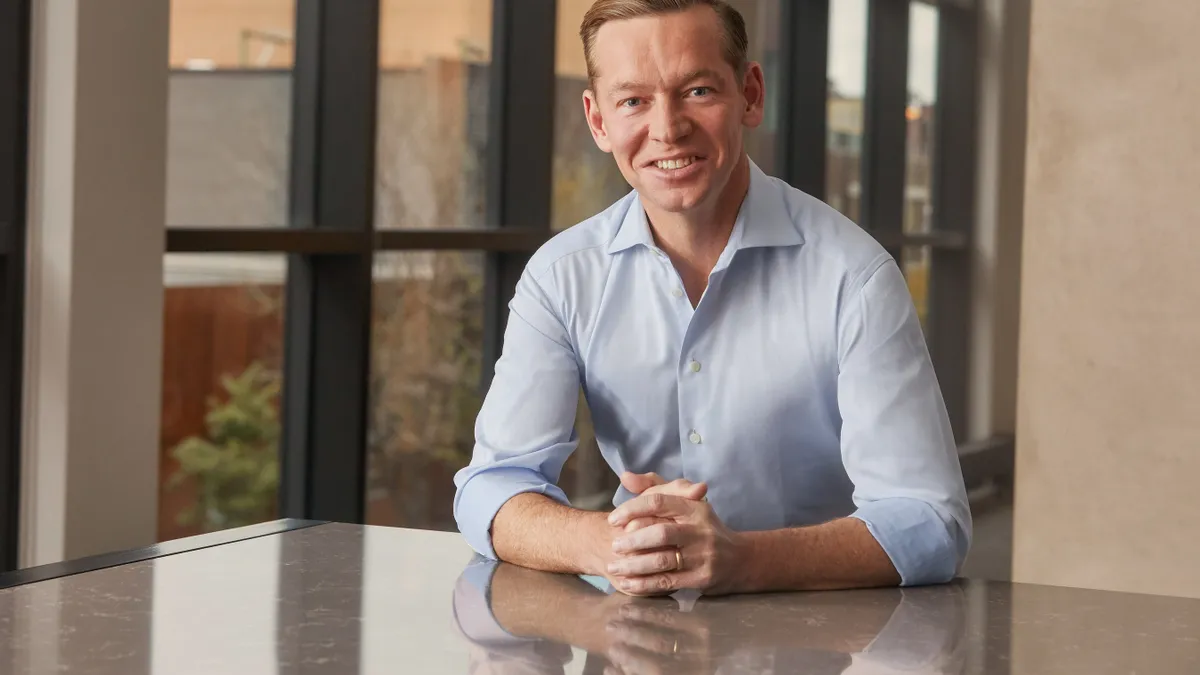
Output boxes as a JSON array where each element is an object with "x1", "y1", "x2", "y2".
[{"x1": 655, "y1": 157, "x2": 696, "y2": 170}]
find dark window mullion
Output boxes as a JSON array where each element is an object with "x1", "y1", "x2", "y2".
[
  {"x1": 927, "y1": 2, "x2": 979, "y2": 441},
  {"x1": 0, "y1": 0, "x2": 31, "y2": 573},
  {"x1": 777, "y1": 0, "x2": 830, "y2": 197},
  {"x1": 481, "y1": 0, "x2": 556, "y2": 387},
  {"x1": 861, "y1": 0, "x2": 910, "y2": 260},
  {"x1": 280, "y1": 0, "x2": 379, "y2": 525},
  {"x1": 165, "y1": 227, "x2": 549, "y2": 254}
]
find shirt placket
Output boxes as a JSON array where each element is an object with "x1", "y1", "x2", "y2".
[{"x1": 650, "y1": 245, "x2": 736, "y2": 483}]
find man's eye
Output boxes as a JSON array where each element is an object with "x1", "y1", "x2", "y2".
[
  {"x1": 690, "y1": 87, "x2": 711, "y2": 97},
  {"x1": 621, "y1": 98, "x2": 642, "y2": 108}
]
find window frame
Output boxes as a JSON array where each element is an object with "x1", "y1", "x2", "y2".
[{"x1": 0, "y1": 0, "x2": 32, "y2": 572}]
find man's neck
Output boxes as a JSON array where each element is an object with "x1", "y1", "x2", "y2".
[{"x1": 643, "y1": 155, "x2": 751, "y2": 305}]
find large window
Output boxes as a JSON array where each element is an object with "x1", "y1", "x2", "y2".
[{"x1": 158, "y1": 0, "x2": 992, "y2": 537}]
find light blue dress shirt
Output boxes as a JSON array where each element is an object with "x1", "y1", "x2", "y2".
[{"x1": 453, "y1": 161, "x2": 971, "y2": 586}]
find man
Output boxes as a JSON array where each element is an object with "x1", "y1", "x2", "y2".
[{"x1": 454, "y1": 0, "x2": 970, "y2": 596}]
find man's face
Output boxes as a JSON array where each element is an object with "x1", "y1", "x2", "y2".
[{"x1": 583, "y1": 7, "x2": 765, "y2": 215}]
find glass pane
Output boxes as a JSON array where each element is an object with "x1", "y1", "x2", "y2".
[
  {"x1": 367, "y1": 252, "x2": 485, "y2": 529},
  {"x1": 375, "y1": 1, "x2": 492, "y2": 230},
  {"x1": 552, "y1": 0, "x2": 631, "y2": 231},
  {"x1": 166, "y1": 0, "x2": 293, "y2": 227},
  {"x1": 902, "y1": 246, "x2": 930, "y2": 330},
  {"x1": 159, "y1": 254, "x2": 286, "y2": 540},
  {"x1": 905, "y1": 2, "x2": 939, "y2": 234},
  {"x1": 826, "y1": 0, "x2": 868, "y2": 222},
  {"x1": 731, "y1": 0, "x2": 783, "y2": 175}
]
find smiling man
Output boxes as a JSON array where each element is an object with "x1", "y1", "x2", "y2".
[{"x1": 453, "y1": 0, "x2": 971, "y2": 596}]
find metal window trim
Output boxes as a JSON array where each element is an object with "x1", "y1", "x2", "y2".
[
  {"x1": 0, "y1": 0, "x2": 31, "y2": 573},
  {"x1": 481, "y1": 0, "x2": 556, "y2": 388},
  {"x1": 926, "y1": 0, "x2": 980, "y2": 441},
  {"x1": 874, "y1": 229, "x2": 968, "y2": 249},
  {"x1": 777, "y1": 0, "x2": 830, "y2": 197},
  {"x1": 279, "y1": 0, "x2": 379, "y2": 524},
  {"x1": 861, "y1": 0, "x2": 910, "y2": 257},
  {"x1": 166, "y1": 228, "x2": 369, "y2": 254},
  {"x1": 165, "y1": 227, "x2": 549, "y2": 254}
]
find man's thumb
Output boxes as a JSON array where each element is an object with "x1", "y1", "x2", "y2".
[
  {"x1": 620, "y1": 471, "x2": 664, "y2": 494},
  {"x1": 684, "y1": 481, "x2": 709, "y2": 501}
]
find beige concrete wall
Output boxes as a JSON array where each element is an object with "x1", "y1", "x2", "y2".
[
  {"x1": 1013, "y1": 0, "x2": 1200, "y2": 597},
  {"x1": 23, "y1": 0, "x2": 167, "y2": 564}
]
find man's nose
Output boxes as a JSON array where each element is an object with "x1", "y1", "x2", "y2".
[{"x1": 648, "y1": 99, "x2": 692, "y2": 144}]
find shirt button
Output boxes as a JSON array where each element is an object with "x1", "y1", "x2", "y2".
[
  {"x1": 688, "y1": 430, "x2": 702, "y2": 445},
  {"x1": 671, "y1": 287, "x2": 684, "y2": 298},
  {"x1": 689, "y1": 361, "x2": 701, "y2": 373}
]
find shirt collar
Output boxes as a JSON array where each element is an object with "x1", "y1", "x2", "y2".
[{"x1": 605, "y1": 159, "x2": 805, "y2": 255}]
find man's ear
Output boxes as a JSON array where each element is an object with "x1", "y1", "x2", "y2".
[
  {"x1": 740, "y1": 62, "x2": 766, "y2": 129},
  {"x1": 583, "y1": 89, "x2": 613, "y2": 153}
]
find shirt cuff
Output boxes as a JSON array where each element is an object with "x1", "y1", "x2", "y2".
[
  {"x1": 850, "y1": 497, "x2": 959, "y2": 586},
  {"x1": 453, "y1": 466, "x2": 571, "y2": 559}
]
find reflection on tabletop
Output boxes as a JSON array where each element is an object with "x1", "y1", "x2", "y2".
[{"x1": 452, "y1": 557, "x2": 967, "y2": 675}]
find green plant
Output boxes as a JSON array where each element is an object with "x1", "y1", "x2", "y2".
[{"x1": 168, "y1": 361, "x2": 281, "y2": 531}]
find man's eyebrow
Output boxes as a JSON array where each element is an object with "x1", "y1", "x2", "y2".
[
  {"x1": 678, "y1": 68, "x2": 725, "y2": 84},
  {"x1": 607, "y1": 79, "x2": 646, "y2": 97},
  {"x1": 605, "y1": 69, "x2": 726, "y2": 99}
]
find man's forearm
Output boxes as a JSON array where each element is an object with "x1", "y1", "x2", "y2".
[
  {"x1": 491, "y1": 493, "x2": 611, "y2": 575},
  {"x1": 737, "y1": 517, "x2": 900, "y2": 593}
]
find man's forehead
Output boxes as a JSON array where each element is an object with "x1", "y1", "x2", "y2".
[
  {"x1": 591, "y1": 6, "x2": 725, "y2": 48},
  {"x1": 589, "y1": 10, "x2": 730, "y2": 88}
]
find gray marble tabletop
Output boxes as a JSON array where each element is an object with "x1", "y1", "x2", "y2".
[{"x1": 0, "y1": 522, "x2": 1197, "y2": 673}]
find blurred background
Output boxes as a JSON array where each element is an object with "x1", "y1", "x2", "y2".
[{"x1": 2, "y1": 0, "x2": 1196, "y2": 599}]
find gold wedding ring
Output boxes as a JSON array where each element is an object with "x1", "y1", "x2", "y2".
[{"x1": 675, "y1": 549, "x2": 684, "y2": 571}]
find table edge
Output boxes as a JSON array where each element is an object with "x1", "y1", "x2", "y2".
[{"x1": 0, "y1": 518, "x2": 329, "y2": 590}]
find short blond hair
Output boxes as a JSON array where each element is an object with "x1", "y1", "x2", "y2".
[{"x1": 579, "y1": 0, "x2": 749, "y2": 88}]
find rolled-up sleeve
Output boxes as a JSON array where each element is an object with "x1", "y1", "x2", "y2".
[
  {"x1": 836, "y1": 259, "x2": 972, "y2": 586},
  {"x1": 453, "y1": 267, "x2": 581, "y2": 559}
]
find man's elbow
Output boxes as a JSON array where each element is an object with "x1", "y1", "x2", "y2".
[
  {"x1": 858, "y1": 497, "x2": 968, "y2": 587},
  {"x1": 908, "y1": 508, "x2": 970, "y2": 586},
  {"x1": 452, "y1": 471, "x2": 503, "y2": 560}
]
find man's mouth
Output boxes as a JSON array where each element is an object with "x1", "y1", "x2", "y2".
[{"x1": 652, "y1": 156, "x2": 700, "y2": 171}]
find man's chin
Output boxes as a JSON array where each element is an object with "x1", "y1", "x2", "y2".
[{"x1": 639, "y1": 187, "x2": 712, "y2": 215}]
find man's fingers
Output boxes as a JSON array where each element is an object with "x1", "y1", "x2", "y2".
[
  {"x1": 612, "y1": 522, "x2": 687, "y2": 555},
  {"x1": 608, "y1": 546, "x2": 684, "y2": 576},
  {"x1": 608, "y1": 493, "x2": 694, "y2": 527},
  {"x1": 620, "y1": 471, "x2": 664, "y2": 494},
  {"x1": 606, "y1": 618, "x2": 680, "y2": 655},
  {"x1": 624, "y1": 517, "x2": 660, "y2": 533},
  {"x1": 615, "y1": 571, "x2": 685, "y2": 597},
  {"x1": 609, "y1": 644, "x2": 671, "y2": 675},
  {"x1": 621, "y1": 474, "x2": 708, "y2": 501}
]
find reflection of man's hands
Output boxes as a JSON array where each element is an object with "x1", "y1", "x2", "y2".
[
  {"x1": 601, "y1": 602, "x2": 715, "y2": 675},
  {"x1": 460, "y1": 558, "x2": 968, "y2": 675},
  {"x1": 489, "y1": 562, "x2": 711, "y2": 673},
  {"x1": 489, "y1": 562, "x2": 657, "y2": 654}
]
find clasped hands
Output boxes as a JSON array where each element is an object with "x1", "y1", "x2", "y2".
[{"x1": 601, "y1": 472, "x2": 747, "y2": 597}]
